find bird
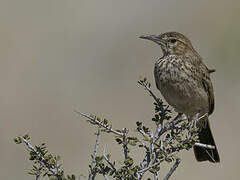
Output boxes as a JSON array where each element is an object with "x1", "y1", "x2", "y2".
[{"x1": 140, "y1": 32, "x2": 220, "y2": 163}]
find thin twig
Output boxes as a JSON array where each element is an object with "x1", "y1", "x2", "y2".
[
  {"x1": 149, "y1": 133, "x2": 154, "y2": 160},
  {"x1": 98, "y1": 166, "x2": 109, "y2": 180},
  {"x1": 138, "y1": 129, "x2": 150, "y2": 139},
  {"x1": 154, "y1": 172, "x2": 158, "y2": 180},
  {"x1": 194, "y1": 142, "x2": 215, "y2": 149},
  {"x1": 103, "y1": 145, "x2": 116, "y2": 171},
  {"x1": 122, "y1": 128, "x2": 128, "y2": 159},
  {"x1": 140, "y1": 150, "x2": 151, "y2": 170},
  {"x1": 163, "y1": 158, "x2": 181, "y2": 180},
  {"x1": 75, "y1": 111, "x2": 123, "y2": 136},
  {"x1": 138, "y1": 139, "x2": 149, "y2": 151},
  {"x1": 153, "y1": 123, "x2": 163, "y2": 142},
  {"x1": 138, "y1": 160, "x2": 162, "y2": 175},
  {"x1": 103, "y1": 146, "x2": 124, "y2": 180},
  {"x1": 138, "y1": 80, "x2": 164, "y2": 112},
  {"x1": 89, "y1": 128, "x2": 101, "y2": 180}
]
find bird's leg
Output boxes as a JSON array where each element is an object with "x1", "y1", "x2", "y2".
[
  {"x1": 188, "y1": 113, "x2": 200, "y2": 136},
  {"x1": 192, "y1": 113, "x2": 199, "y2": 130},
  {"x1": 191, "y1": 112, "x2": 201, "y2": 134}
]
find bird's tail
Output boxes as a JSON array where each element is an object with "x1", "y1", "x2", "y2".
[{"x1": 194, "y1": 119, "x2": 220, "y2": 163}]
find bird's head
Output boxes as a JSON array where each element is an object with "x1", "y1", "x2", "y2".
[{"x1": 140, "y1": 32, "x2": 194, "y2": 56}]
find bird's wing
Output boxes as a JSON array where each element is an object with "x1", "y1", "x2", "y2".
[
  {"x1": 154, "y1": 63, "x2": 161, "y2": 90},
  {"x1": 202, "y1": 71, "x2": 215, "y2": 115}
]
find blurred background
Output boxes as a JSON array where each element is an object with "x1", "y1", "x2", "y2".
[{"x1": 0, "y1": 0, "x2": 239, "y2": 179}]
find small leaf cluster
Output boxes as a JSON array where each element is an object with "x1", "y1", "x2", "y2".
[
  {"x1": 114, "y1": 157, "x2": 140, "y2": 180},
  {"x1": 114, "y1": 136, "x2": 138, "y2": 151},
  {"x1": 89, "y1": 155, "x2": 114, "y2": 177},
  {"x1": 152, "y1": 100, "x2": 172, "y2": 124},
  {"x1": 14, "y1": 135, "x2": 75, "y2": 180},
  {"x1": 89, "y1": 152, "x2": 141, "y2": 180}
]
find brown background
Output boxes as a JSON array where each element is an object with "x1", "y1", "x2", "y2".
[{"x1": 1, "y1": 0, "x2": 239, "y2": 179}]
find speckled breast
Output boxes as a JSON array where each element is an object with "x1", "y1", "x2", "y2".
[{"x1": 154, "y1": 56, "x2": 209, "y2": 116}]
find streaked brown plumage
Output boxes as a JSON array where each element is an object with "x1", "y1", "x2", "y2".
[{"x1": 140, "y1": 32, "x2": 220, "y2": 163}]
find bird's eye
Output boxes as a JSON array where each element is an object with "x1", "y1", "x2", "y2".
[{"x1": 170, "y1": 39, "x2": 176, "y2": 43}]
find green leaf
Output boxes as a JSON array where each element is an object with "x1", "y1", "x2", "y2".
[
  {"x1": 115, "y1": 138, "x2": 122, "y2": 144},
  {"x1": 23, "y1": 134, "x2": 30, "y2": 140},
  {"x1": 136, "y1": 121, "x2": 142, "y2": 127},
  {"x1": 55, "y1": 155, "x2": 61, "y2": 161},
  {"x1": 128, "y1": 137, "x2": 138, "y2": 146},
  {"x1": 149, "y1": 165, "x2": 160, "y2": 173},
  {"x1": 103, "y1": 118, "x2": 108, "y2": 125},
  {"x1": 49, "y1": 175, "x2": 57, "y2": 180},
  {"x1": 143, "y1": 136, "x2": 149, "y2": 141},
  {"x1": 124, "y1": 157, "x2": 134, "y2": 167},
  {"x1": 13, "y1": 137, "x2": 22, "y2": 144}
]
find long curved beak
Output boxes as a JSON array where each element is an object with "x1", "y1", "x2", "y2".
[{"x1": 139, "y1": 35, "x2": 165, "y2": 46}]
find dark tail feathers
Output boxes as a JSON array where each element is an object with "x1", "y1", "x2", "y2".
[{"x1": 194, "y1": 120, "x2": 220, "y2": 163}]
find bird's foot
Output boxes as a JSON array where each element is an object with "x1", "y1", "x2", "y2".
[{"x1": 188, "y1": 113, "x2": 200, "y2": 136}]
